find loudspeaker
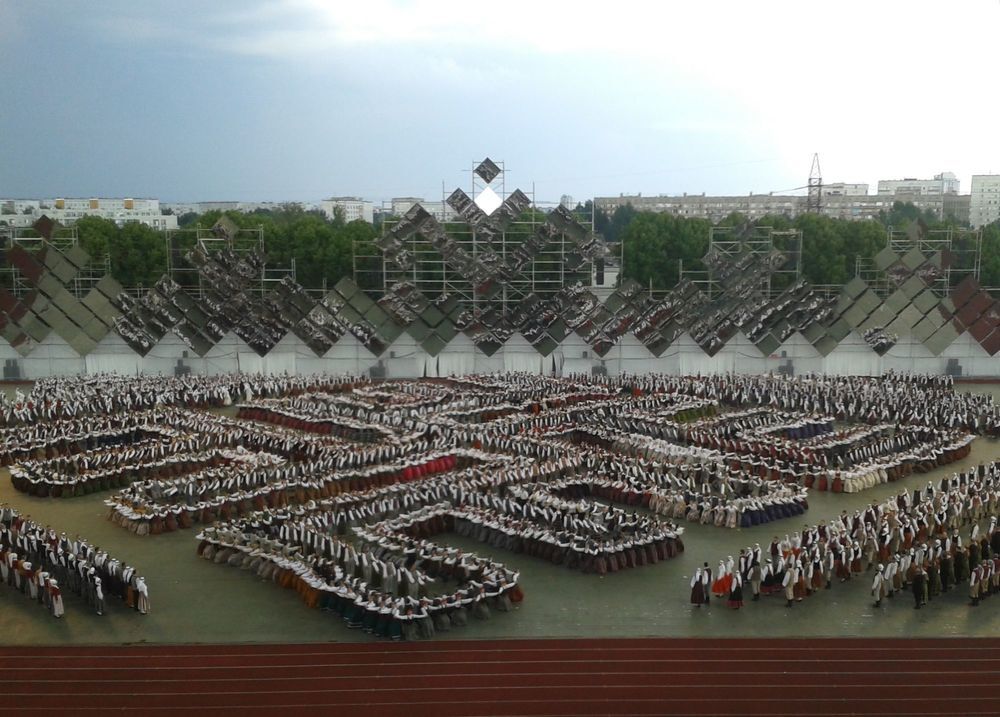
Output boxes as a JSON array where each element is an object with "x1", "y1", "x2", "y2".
[
  {"x1": 369, "y1": 360, "x2": 387, "y2": 379},
  {"x1": 3, "y1": 359, "x2": 21, "y2": 380}
]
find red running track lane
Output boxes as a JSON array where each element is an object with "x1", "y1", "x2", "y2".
[{"x1": 3, "y1": 638, "x2": 1000, "y2": 717}]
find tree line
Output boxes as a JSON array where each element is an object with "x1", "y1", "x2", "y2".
[
  {"x1": 6, "y1": 199, "x2": 1000, "y2": 295},
  {"x1": 69, "y1": 205, "x2": 381, "y2": 291},
  {"x1": 587, "y1": 200, "x2": 1000, "y2": 292}
]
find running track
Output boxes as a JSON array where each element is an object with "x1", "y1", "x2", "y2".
[{"x1": 3, "y1": 638, "x2": 999, "y2": 716}]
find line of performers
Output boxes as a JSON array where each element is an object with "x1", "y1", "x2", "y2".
[
  {"x1": 598, "y1": 417, "x2": 974, "y2": 495},
  {"x1": 104, "y1": 448, "x2": 497, "y2": 535},
  {"x1": 419, "y1": 501, "x2": 684, "y2": 575},
  {"x1": 694, "y1": 460, "x2": 1000, "y2": 610},
  {"x1": 0, "y1": 504, "x2": 148, "y2": 618},
  {"x1": 615, "y1": 372, "x2": 1000, "y2": 436},
  {"x1": 196, "y1": 504, "x2": 522, "y2": 640},
  {"x1": 0, "y1": 373, "x2": 363, "y2": 427}
]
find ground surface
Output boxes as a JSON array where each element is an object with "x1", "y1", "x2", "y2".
[
  {"x1": 6, "y1": 638, "x2": 1000, "y2": 716},
  {"x1": 3, "y1": 384, "x2": 1000, "y2": 645}
]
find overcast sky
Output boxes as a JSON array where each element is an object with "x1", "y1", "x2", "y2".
[{"x1": 1, "y1": 0, "x2": 997, "y2": 205}]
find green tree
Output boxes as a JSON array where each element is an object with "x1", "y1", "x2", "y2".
[
  {"x1": 109, "y1": 223, "x2": 168, "y2": 287},
  {"x1": 74, "y1": 216, "x2": 118, "y2": 263},
  {"x1": 603, "y1": 204, "x2": 637, "y2": 244},
  {"x1": 620, "y1": 212, "x2": 710, "y2": 290},
  {"x1": 755, "y1": 214, "x2": 794, "y2": 231},
  {"x1": 795, "y1": 214, "x2": 848, "y2": 285},
  {"x1": 879, "y1": 201, "x2": 938, "y2": 228},
  {"x1": 792, "y1": 215, "x2": 886, "y2": 286},
  {"x1": 980, "y1": 221, "x2": 1000, "y2": 290},
  {"x1": 716, "y1": 212, "x2": 749, "y2": 228}
]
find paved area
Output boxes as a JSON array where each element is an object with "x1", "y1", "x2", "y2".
[{"x1": 2, "y1": 384, "x2": 1000, "y2": 645}]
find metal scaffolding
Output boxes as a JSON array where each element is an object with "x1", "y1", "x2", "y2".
[
  {"x1": 165, "y1": 224, "x2": 295, "y2": 298},
  {"x1": 0, "y1": 224, "x2": 111, "y2": 298},
  {"x1": 855, "y1": 226, "x2": 982, "y2": 298},
  {"x1": 357, "y1": 162, "x2": 594, "y2": 319},
  {"x1": 683, "y1": 224, "x2": 803, "y2": 298}
]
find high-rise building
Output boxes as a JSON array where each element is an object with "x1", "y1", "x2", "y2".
[
  {"x1": 877, "y1": 172, "x2": 959, "y2": 196},
  {"x1": 970, "y1": 175, "x2": 1000, "y2": 228}
]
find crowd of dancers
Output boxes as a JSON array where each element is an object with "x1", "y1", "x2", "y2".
[
  {"x1": 5, "y1": 370, "x2": 1000, "y2": 638},
  {"x1": 695, "y1": 461, "x2": 1000, "y2": 611}
]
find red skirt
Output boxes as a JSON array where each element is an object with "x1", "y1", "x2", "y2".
[
  {"x1": 811, "y1": 571, "x2": 824, "y2": 590},
  {"x1": 711, "y1": 574, "x2": 732, "y2": 597}
]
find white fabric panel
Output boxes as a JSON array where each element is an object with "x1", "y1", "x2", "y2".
[
  {"x1": 503, "y1": 351, "x2": 543, "y2": 374},
  {"x1": 21, "y1": 336, "x2": 84, "y2": 377},
  {"x1": 438, "y1": 352, "x2": 474, "y2": 377},
  {"x1": 204, "y1": 357, "x2": 238, "y2": 375},
  {"x1": 6, "y1": 323, "x2": 1000, "y2": 378},
  {"x1": 678, "y1": 348, "x2": 708, "y2": 375},
  {"x1": 237, "y1": 353, "x2": 263, "y2": 374},
  {"x1": 823, "y1": 349, "x2": 879, "y2": 376},
  {"x1": 473, "y1": 353, "x2": 504, "y2": 374},
  {"x1": 262, "y1": 352, "x2": 296, "y2": 375},
  {"x1": 616, "y1": 334, "x2": 653, "y2": 360},
  {"x1": 386, "y1": 355, "x2": 419, "y2": 378},
  {"x1": 615, "y1": 357, "x2": 661, "y2": 376},
  {"x1": 85, "y1": 353, "x2": 140, "y2": 375},
  {"x1": 561, "y1": 358, "x2": 593, "y2": 376},
  {"x1": 882, "y1": 337, "x2": 942, "y2": 375},
  {"x1": 22, "y1": 357, "x2": 85, "y2": 378}
]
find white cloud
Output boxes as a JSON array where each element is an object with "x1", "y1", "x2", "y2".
[{"x1": 35, "y1": 0, "x2": 1000, "y2": 197}]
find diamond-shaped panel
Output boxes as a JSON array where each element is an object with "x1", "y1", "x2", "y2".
[{"x1": 474, "y1": 157, "x2": 501, "y2": 183}]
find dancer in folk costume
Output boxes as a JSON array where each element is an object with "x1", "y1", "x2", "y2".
[
  {"x1": 710, "y1": 559, "x2": 731, "y2": 598},
  {"x1": 871, "y1": 564, "x2": 886, "y2": 608},
  {"x1": 136, "y1": 576, "x2": 150, "y2": 615},
  {"x1": 727, "y1": 572, "x2": 744, "y2": 609},
  {"x1": 782, "y1": 561, "x2": 798, "y2": 608},
  {"x1": 49, "y1": 579, "x2": 64, "y2": 618},
  {"x1": 749, "y1": 546, "x2": 763, "y2": 601},
  {"x1": 760, "y1": 559, "x2": 780, "y2": 596},
  {"x1": 690, "y1": 568, "x2": 707, "y2": 607}
]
